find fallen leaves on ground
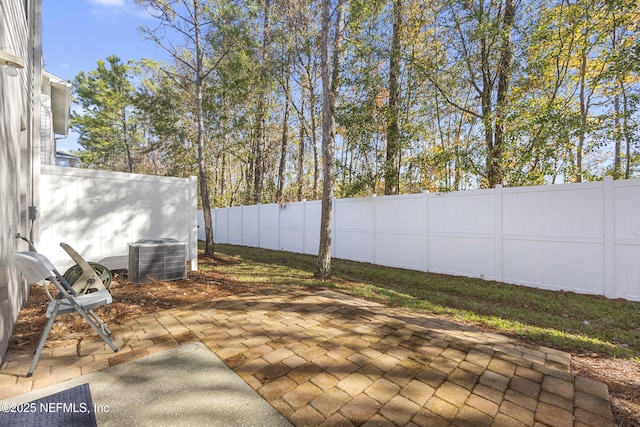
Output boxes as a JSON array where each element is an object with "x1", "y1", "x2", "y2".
[{"x1": 572, "y1": 356, "x2": 640, "y2": 426}]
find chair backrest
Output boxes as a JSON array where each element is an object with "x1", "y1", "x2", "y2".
[
  {"x1": 13, "y1": 252, "x2": 57, "y2": 284},
  {"x1": 13, "y1": 251, "x2": 80, "y2": 298}
]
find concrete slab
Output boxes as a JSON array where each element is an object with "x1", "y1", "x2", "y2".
[{"x1": 1, "y1": 342, "x2": 292, "y2": 426}]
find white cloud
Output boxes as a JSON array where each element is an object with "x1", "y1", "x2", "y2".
[
  {"x1": 87, "y1": 0, "x2": 151, "y2": 19},
  {"x1": 89, "y1": 0, "x2": 127, "y2": 6}
]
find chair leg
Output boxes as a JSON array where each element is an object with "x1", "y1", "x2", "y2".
[
  {"x1": 27, "y1": 304, "x2": 60, "y2": 377},
  {"x1": 75, "y1": 308, "x2": 119, "y2": 353},
  {"x1": 27, "y1": 307, "x2": 118, "y2": 377},
  {"x1": 87, "y1": 309, "x2": 112, "y2": 335}
]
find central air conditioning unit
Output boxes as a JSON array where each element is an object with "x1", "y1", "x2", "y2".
[{"x1": 128, "y1": 238, "x2": 186, "y2": 283}]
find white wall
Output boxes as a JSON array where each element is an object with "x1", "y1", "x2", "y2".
[
  {"x1": 0, "y1": 0, "x2": 41, "y2": 363},
  {"x1": 39, "y1": 166, "x2": 198, "y2": 272},
  {"x1": 202, "y1": 177, "x2": 640, "y2": 302}
]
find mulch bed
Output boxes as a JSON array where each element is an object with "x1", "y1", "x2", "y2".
[{"x1": 5, "y1": 255, "x2": 640, "y2": 426}]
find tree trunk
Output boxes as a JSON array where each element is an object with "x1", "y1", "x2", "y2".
[
  {"x1": 193, "y1": 0, "x2": 214, "y2": 257},
  {"x1": 297, "y1": 78, "x2": 306, "y2": 201},
  {"x1": 315, "y1": 0, "x2": 342, "y2": 280},
  {"x1": 253, "y1": 0, "x2": 271, "y2": 204},
  {"x1": 612, "y1": 28, "x2": 621, "y2": 180},
  {"x1": 576, "y1": 47, "x2": 587, "y2": 183},
  {"x1": 491, "y1": 0, "x2": 515, "y2": 188},
  {"x1": 310, "y1": 84, "x2": 320, "y2": 200},
  {"x1": 120, "y1": 106, "x2": 134, "y2": 173},
  {"x1": 384, "y1": 0, "x2": 402, "y2": 195},
  {"x1": 137, "y1": 0, "x2": 221, "y2": 255},
  {"x1": 277, "y1": 56, "x2": 291, "y2": 203},
  {"x1": 620, "y1": 83, "x2": 632, "y2": 179},
  {"x1": 253, "y1": 114, "x2": 264, "y2": 203},
  {"x1": 481, "y1": 34, "x2": 495, "y2": 187},
  {"x1": 613, "y1": 93, "x2": 621, "y2": 179},
  {"x1": 220, "y1": 144, "x2": 227, "y2": 203}
]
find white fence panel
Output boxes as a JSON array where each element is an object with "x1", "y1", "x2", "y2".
[
  {"x1": 39, "y1": 166, "x2": 197, "y2": 271},
  {"x1": 613, "y1": 181, "x2": 640, "y2": 301},
  {"x1": 304, "y1": 201, "x2": 321, "y2": 256},
  {"x1": 202, "y1": 177, "x2": 640, "y2": 301},
  {"x1": 213, "y1": 209, "x2": 229, "y2": 243},
  {"x1": 427, "y1": 190, "x2": 496, "y2": 279},
  {"x1": 259, "y1": 205, "x2": 280, "y2": 250},
  {"x1": 228, "y1": 206, "x2": 244, "y2": 246},
  {"x1": 502, "y1": 183, "x2": 605, "y2": 295},
  {"x1": 373, "y1": 194, "x2": 425, "y2": 270},
  {"x1": 242, "y1": 206, "x2": 260, "y2": 248},
  {"x1": 280, "y1": 202, "x2": 305, "y2": 253},
  {"x1": 334, "y1": 197, "x2": 374, "y2": 263}
]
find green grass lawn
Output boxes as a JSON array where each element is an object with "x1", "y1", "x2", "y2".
[{"x1": 202, "y1": 244, "x2": 640, "y2": 360}]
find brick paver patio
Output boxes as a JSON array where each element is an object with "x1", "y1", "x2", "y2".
[{"x1": 0, "y1": 288, "x2": 614, "y2": 426}]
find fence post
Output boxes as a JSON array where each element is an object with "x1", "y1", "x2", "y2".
[
  {"x1": 278, "y1": 202, "x2": 282, "y2": 251},
  {"x1": 332, "y1": 197, "x2": 337, "y2": 257},
  {"x1": 495, "y1": 185, "x2": 503, "y2": 282},
  {"x1": 238, "y1": 205, "x2": 243, "y2": 246},
  {"x1": 256, "y1": 204, "x2": 260, "y2": 248},
  {"x1": 213, "y1": 208, "x2": 217, "y2": 243},
  {"x1": 371, "y1": 194, "x2": 376, "y2": 265},
  {"x1": 422, "y1": 190, "x2": 429, "y2": 273},
  {"x1": 302, "y1": 200, "x2": 306, "y2": 255},
  {"x1": 188, "y1": 176, "x2": 198, "y2": 271},
  {"x1": 603, "y1": 176, "x2": 615, "y2": 298}
]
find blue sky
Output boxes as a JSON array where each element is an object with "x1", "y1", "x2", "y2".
[{"x1": 43, "y1": 0, "x2": 169, "y2": 150}]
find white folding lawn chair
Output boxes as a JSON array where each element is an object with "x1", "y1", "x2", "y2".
[{"x1": 12, "y1": 251, "x2": 119, "y2": 377}]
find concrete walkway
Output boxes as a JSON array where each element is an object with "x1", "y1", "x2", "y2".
[
  {"x1": 1, "y1": 342, "x2": 291, "y2": 426},
  {"x1": 1, "y1": 288, "x2": 614, "y2": 426}
]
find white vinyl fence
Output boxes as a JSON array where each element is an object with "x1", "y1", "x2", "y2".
[
  {"x1": 39, "y1": 165, "x2": 198, "y2": 271},
  {"x1": 201, "y1": 176, "x2": 640, "y2": 302}
]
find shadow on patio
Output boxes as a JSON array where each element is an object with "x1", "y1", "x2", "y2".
[{"x1": 1, "y1": 283, "x2": 614, "y2": 426}]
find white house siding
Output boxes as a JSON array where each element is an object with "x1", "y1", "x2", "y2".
[
  {"x1": 0, "y1": 0, "x2": 42, "y2": 363},
  {"x1": 40, "y1": 76, "x2": 54, "y2": 165},
  {"x1": 1, "y1": 2, "x2": 198, "y2": 364},
  {"x1": 41, "y1": 72, "x2": 72, "y2": 166}
]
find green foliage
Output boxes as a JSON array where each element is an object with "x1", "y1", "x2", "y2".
[
  {"x1": 72, "y1": 55, "x2": 140, "y2": 172},
  {"x1": 70, "y1": 0, "x2": 640, "y2": 201},
  {"x1": 134, "y1": 60, "x2": 197, "y2": 176}
]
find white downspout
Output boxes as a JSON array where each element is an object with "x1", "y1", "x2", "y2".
[{"x1": 29, "y1": 0, "x2": 43, "y2": 246}]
